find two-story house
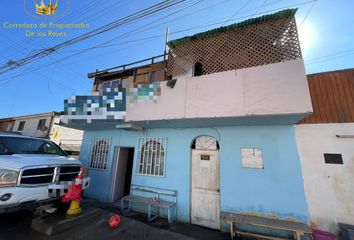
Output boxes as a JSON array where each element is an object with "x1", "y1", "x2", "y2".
[{"x1": 61, "y1": 9, "x2": 313, "y2": 230}]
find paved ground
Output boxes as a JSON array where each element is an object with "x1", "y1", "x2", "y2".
[
  {"x1": 0, "y1": 199, "x2": 231, "y2": 240},
  {"x1": 89, "y1": 199, "x2": 230, "y2": 240}
]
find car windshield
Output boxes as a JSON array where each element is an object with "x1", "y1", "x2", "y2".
[{"x1": 0, "y1": 136, "x2": 66, "y2": 156}]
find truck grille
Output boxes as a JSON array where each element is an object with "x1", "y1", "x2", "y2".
[
  {"x1": 58, "y1": 166, "x2": 81, "y2": 181},
  {"x1": 19, "y1": 165, "x2": 81, "y2": 186}
]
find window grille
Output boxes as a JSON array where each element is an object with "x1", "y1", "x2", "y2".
[
  {"x1": 137, "y1": 137, "x2": 167, "y2": 176},
  {"x1": 89, "y1": 138, "x2": 111, "y2": 170}
]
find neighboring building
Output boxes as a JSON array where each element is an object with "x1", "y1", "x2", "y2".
[
  {"x1": 0, "y1": 117, "x2": 15, "y2": 131},
  {"x1": 1, "y1": 112, "x2": 83, "y2": 157},
  {"x1": 62, "y1": 9, "x2": 313, "y2": 231},
  {"x1": 295, "y1": 68, "x2": 354, "y2": 234},
  {"x1": 12, "y1": 112, "x2": 59, "y2": 138}
]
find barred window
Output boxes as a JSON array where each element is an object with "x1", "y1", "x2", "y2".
[
  {"x1": 137, "y1": 137, "x2": 166, "y2": 176},
  {"x1": 89, "y1": 138, "x2": 111, "y2": 170}
]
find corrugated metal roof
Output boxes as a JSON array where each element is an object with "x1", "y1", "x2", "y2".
[{"x1": 168, "y1": 8, "x2": 297, "y2": 47}]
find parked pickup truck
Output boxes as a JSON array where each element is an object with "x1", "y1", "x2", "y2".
[{"x1": 0, "y1": 133, "x2": 90, "y2": 213}]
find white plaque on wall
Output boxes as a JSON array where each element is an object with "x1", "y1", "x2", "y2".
[{"x1": 241, "y1": 148, "x2": 263, "y2": 169}]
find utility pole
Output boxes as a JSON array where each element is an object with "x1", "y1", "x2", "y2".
[
  {"x1": 164, "y1": 27, "x2": 169, "y2": 61},
  {"x1": 164, "y1": 27, "x2": 169, "y2": 80}
]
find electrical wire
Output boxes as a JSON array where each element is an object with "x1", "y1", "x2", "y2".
[
  {"x1": 0, "y1": 0, "x2": 189, "y2": 75},
  {"x1": 306, "y1": 50, "x2": 354, "y2": 65},
  {"x1": 253, "y1": 0, "x2": 269, "y2": 16},
  {"x1": 1, "y1": 0, "x2": 119, "y2": 59},
  {"x1": 298, "y1": 0, "x2": 318, "y2": 28},
  {"x1": 222, "y1": 0, "x2": 254, "y2": 26},
  {"x1": 7, "y1": 0, "x2": 134, "y2": 59},
  {"x1": 0, "y1": 0, "x2": 207, "y2": 82},
  {"x1": 0, "y1": 0, "x2": 318, "y2": 83}
]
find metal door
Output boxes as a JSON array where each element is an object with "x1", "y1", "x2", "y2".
[{"x1": 191, "y1": 149, "x2": 220, "y2": 229}]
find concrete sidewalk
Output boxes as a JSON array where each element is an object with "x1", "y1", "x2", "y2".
[
  {"x1": 1, "y1": 210, "x2": 195, "y2": 240},
  {"x1": 88, "y1": 199, "x2": 230, "y2": 240},
  {"x1": 0, "y1": 199, "x2": 230, "y2": 240}
]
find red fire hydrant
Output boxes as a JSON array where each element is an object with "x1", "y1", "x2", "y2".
[
  {"x1": 109, "y1": 215, "x2": 121, "y2": 229},
  {"x1": 62, "y1": 166, "x2": 85, "y2": 216}
]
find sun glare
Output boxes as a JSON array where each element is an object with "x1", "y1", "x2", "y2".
[{"x1": 298, "y1": 21, "x2": 315, "y2": 56}]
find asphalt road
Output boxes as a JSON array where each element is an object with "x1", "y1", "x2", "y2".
[{"x1": 0, "y1": 210, "x2": 34, "y2": 240}]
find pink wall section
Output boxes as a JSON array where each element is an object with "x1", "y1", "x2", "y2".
[{"x1": 125, "y1": 59, "x2": 313, "y2": 122}]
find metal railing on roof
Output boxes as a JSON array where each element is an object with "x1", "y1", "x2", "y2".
[{"x1": 88, "y1": 53, "x2": 168, "y2": 79}]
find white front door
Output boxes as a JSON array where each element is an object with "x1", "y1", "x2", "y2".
[{"x1": 191, "y1": 149, "x2": 220, "y2": 229}]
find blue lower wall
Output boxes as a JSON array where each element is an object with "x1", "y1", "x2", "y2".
[{"x1": 80, "y1": 125, "x2": 309, "y2": 224}]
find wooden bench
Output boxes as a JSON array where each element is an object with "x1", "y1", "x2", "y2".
[
  {"x1": 120, "y1": 185, "x2": 177, "y2": 224},
  {"x1": 221, "y1": 212, "x2": 312, "y2": 240}
]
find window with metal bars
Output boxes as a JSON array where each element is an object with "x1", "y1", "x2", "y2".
[
  {"x1": 137, "y1": 137, "x2": 166, "y2": 176},
  {"x1": 89, "y1": 138, "x2": 111, "y2": 170}
]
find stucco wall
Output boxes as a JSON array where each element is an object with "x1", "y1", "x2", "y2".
[
  {"x1": 295, "y1": 123, "x2": 354, "y2": 233},
  {"x1": 126, "y1": 59, "x2": 312, "y2": 121},
  {"x1": 11, "y1": 115, "x2": 83, "y2": 145},
  {"x1": 50, "y1": 121, "x2": 83, "y2": 145},
  {"x1": 13, "y1": 115, "x2": 53, "y2": 138},
  {"x1": 0, "y1": 121, "x2": 14, "y2": 131},
  {"x1": 81, "y1": 124, "x2": 308, "y2": 224}
]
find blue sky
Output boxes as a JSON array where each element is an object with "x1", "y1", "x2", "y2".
[{"x1": 0, "y1": 0, "x2": 353, "y2": 118}]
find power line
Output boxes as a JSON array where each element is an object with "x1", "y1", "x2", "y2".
[
  {"x1": 94, "y1": 0, "x2": 314, "y2": 52},
  {"x1": 4, "y1": 0, "x2": 145, "y2": 76},
  {"x1": 306, "y1": 49, "x2": 354, "y2": 65},
  {"x1": 222, "y1": 0, "x2": 254, "y2": 26},
  {"x1": 253, "y1": 0, "x2": 269, "y2": 16},
  {"x1": 0, "y1": 0, "x2": 299, "y2": 63},
  {"x1": 298, "y1": 0, "x2": 318, "y2": 28},
  {"x1": 47, "y1": 55, "x2": 91, "y2": 87},
  {"x1": 1, "y1": 0, "x2": 115, "y2": 59},
  {"x1": 60, "y1": 0, "x2": 206, "y2": 53},
  {"x1": 72, "y1": 0, "x2": 133, "y2": 24},
  {"x1": 0, "y1": 0, "x2": 206, "y2": 81},
  {"x1": 0, "y1": 0, "x2": 189, "y2": 75},
  {"x1": 60, "y1": 0, "x2": 112, "y2": 23},
  {"x1": 0, "y1": 0, "x2": 317, "y2": 83},
  {"x1": 1, "y1": 0, "x2": 184, "y2": 69},
  {"x1": 308, "y1": 48, "x2": 354, "y2": 61}
]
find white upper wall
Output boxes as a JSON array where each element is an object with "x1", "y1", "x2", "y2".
[
  {"x1": 13, "y1": 114, "x2": 53, "y2": 138},
  {"x1": 295, "y1": 123, "x2": 354, "y2": 234},
  {"x1": 126, "y1": 59, "x2": 313, "y2": 121},
  {"x1": 12, "y1": 114, "x2": 83, "y2": 145},
  {"x1": 50, "y1": 121, "x2": 83, "y2": 146}
]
